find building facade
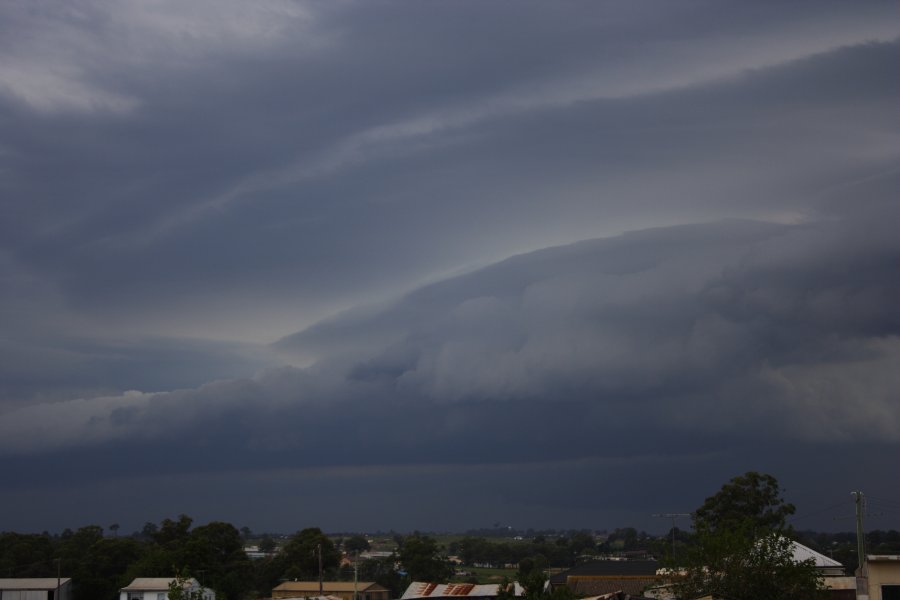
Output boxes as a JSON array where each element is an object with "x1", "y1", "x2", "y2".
[
  {"x1": 119, "y1": 578, "x2": 214, "y2": 600},
  {"x1": 867, "y1": 555, "x2": 900, "y2": 600},
  {"x1": 272, "y1": 582, "x2": 390, "y2": 600},
  {"x1": 0, "y1": 578, "x2": 72, "y2": 600}
]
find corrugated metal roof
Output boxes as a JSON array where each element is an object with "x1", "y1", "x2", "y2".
[
  {"x1": 401, "y1": 582, "x2": 524, "y2": 599},
  {"x1": 274, "y1": 582, "x2": 387, "y2": 593},
  {"x1": 0, "y1": 579, "x2": 72, "y2": 590},
  {"x1": 273, "y1": 596, "x2": 344, "y2": 600},
  {"x1": 121, "y1": 578, "x2": 199, "y2": 591},
  {"x1": 790, "y1": 541, "x2": 843, "y2": 568},
  {"x1": 549, "y1": 560, "x2": 660, "y2": 584}
]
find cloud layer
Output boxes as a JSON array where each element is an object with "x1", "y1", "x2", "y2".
[{"x1": 1, "y1": 1, "x2": 899, "y2": 532}]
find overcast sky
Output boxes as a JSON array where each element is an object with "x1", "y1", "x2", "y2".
[{"x1": 2, "y1": 0, "x2": 900, "y2": 536}]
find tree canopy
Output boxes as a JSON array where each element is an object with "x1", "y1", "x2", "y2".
[
  {"x1": 675, "y1": 472, "x2": 824, "y2": 600},
  {"x1": 397, "y1": 533, "x2": 452, "y2": 582},
  {"x1": 693, "y1": 471, "x2": 796, "y2": 535}
]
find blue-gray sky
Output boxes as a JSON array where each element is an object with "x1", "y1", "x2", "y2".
[{"x1": 1, "y1": 0, "x2": 899, "y2": 535}]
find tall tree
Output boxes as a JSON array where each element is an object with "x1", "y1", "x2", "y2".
[
  {"x1": 280, "y1": 528, "x2": 340, "y2": 581},
  {"x1": 675, "y1": 528, "x2": 825, "y2": 600},
  {"x1": 693, "y1": 471, "x2": 795, "y2": 535},
  {"x1": 184, "y1": 522, "x2": 252, "y2": 600},
  {"x1": 674, "y1": 473, "x2": 824, "y2": 600}
]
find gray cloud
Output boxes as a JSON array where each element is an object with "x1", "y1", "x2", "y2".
[
  {"x1": 1, "y1": 209, "x2": 898, "y2": 531},
  {"x1": 2, "y1": 1, "x2": 899, "y2": 531},
  {"x1": 2, "y1": 2, "x2": 898, "y2": 342}
]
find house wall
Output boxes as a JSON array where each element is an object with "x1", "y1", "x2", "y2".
[
  {"x1": 119, "y1": 591, "x2": 169, "y2": 600},
  {"x1": 868, "y1": 558, "x2": 900, "y2": 600},
  {"x1": 1, "y1": 582, "x2": 72, "y2": 600},
  {"x1": 2, "y1": 593, "x2": 52, "y2": 600},
  {"x1": 119, "y1": 586, "x2": 214, "y2": 600}
]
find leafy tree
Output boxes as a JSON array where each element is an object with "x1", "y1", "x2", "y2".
[
  {"x1": 140, "y1": 522, "x2": 159, "y2": 540},
  {"x1": 280, "y1": 527, "x2": 341, "y2": 581},
  {"x1": 258, "y1": 535, "x2": 277, "y2": 554},
  {"x1": 358, "y1": 556, "x2": 404, "y2": 598},
  {"x1": 674, "y1": 528, "x2": 826, "y2": 600},
  {"x1": 693, "y1": 471, "x2": 795, "y2": 535},
  {"x1": 76, "y1": 537, "x2": 146, "y2": 600},
  {"x1": 674, "y1": 473, "x2": 824, "y2": 600},
  {"x1": 0, "y1": 532, "x2": 55, "y2": 577},
  {"x1": 567, "y1": 531, "x2": 596, "y2": 555},
  {"x1": 344, "y1": 535, "x2": 371, "y2": 555},
  {"x1": 168, "y1": 570, "x2": 205, "y2": 600},
  {"x1": 155, "y1": 515, "x2": 194, "y2": 549},
  {"x1": 516, "y1": 557, "x2": 574, "y2": 600},
  {"x1": 398, "y1": 533, "x2": 452, "y2": 582},
  {"x1": 184, "y1": 522, "x2": 252, "y2": 600}
]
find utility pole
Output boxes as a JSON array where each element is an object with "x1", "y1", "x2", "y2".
[
  {"x1": 354, "y1": 552, "x2": 359, "y2": 600},
  {"x1": 652, "y1": 513, "x2": 690, "y2": 565},
  {"x1": 56, "y1": 558, "x2": 61, "y2": 600},
  {"x1": 318, "y1": 542, "x2": 324, "y2": 597},
  {"x1": 853, "y1": 491, "x2": 868, "y2": 600}
]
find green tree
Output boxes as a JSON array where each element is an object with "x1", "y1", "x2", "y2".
[
  {"x1": 693, "y1": 471, "x2": 795, "y2": 535},
  {"x1": 344, "y1": 535, "x2": 371, "y2": 555},
  {"x1": 0, "y1": 532, "x2": 55, "y2": 577},
  {"x1": 168, "y1": 570, "x2": 205, "y2": 600},
  {"x1": 516, "y1": 557, "x2": 574, "y2": 600},
  {"x1": 675, "y1": 528, "x2": 826, "y2": 600},
  {"x1": 155, "y1": 515, "x2": 194, "y2": 548},
  {"x1": 280, "y1": 527, "x2": 340, "y2": 581},
  {"x1": 398, "y1": 533, "x2": 452, "y2": 582},
  {"x1": 77, "y1": 537, "x2": 146, "y2": 600},
  {"x1": 184, "y1": 522, "x2": 252, "y2": 600},
  {"x1": 258, "y1": 535, "x2": 277, "y2": 554},
  {"x1": 673, "y1": 473, "x2": 825, "y2": 600}
]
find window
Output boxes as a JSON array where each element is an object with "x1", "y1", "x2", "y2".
[
  {"x1": 882, "y1": 585, "x2": 900, "y2": 600},
  {"x1": 158, "y1": 594, "x2": 167, "y2": 600}
]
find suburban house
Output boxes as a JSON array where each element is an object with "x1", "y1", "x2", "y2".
[
  {"x1": 789, "y1": 541, "x2": 855, "y2": 599},
  {"x1": 548, "y1": 560, "x2": 661, "y2": 598},
  {"x1": 272, "y1": 582, "x2": 390, "y2": 600},
  {"x1": 866, "y1": 555, "x2": 900, "y2": 600},
  {"x1": 401, "y1": 582, "x2": 525, "y2": 600},
  {"x1": 0, "y1": 578, "x2": 72, "y2": 600},
  {"x1": 119, "y1": 578, "x2": 215, "y2": 600}
]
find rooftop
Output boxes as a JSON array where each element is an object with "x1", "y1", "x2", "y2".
[
  {"x1": 122, "y1": 578, "x2": 199, "y2": 591},
  {"x1": 274, "y1": 582, "x2": 388, "y2": 593},
  {"x1": 0, "y1": 579, "x2": 72, "y2": 590},
  {"x1": 402, "y1": 582, "x2": 525, "y2": 599}
]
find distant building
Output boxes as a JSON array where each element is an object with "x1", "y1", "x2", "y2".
[
  {"x1": 272, "y1": 582, "x2": 390, "y2": 600},
  {"x1": 401, "y1": 582, "x2": 525, "y2": 600},
  {"x1": 0, "y1": 578, "x2": 72, "y2": 600},
  {"x1": 790, "y1": 541, "x2": 855, "y2": 600},
  {"x1": 548, "y1": 560, "x2": 660, "y2": 597},
  {"x1": 866, "y1": 555, "x2": 900, "y2": 600},
  {"x1": 119, "y1": 578, "x2": 214, "y2": 600}
]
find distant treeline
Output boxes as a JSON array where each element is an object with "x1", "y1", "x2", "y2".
[
  {"x1": 3, "y1": 516, "x2": 900, "y2": 600},
  {"x1": 0, "y1": 516, "x2": 358, "y2": 600}
]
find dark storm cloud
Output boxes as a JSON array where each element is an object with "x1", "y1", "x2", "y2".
[
  {"x1": 2, "y1": 206, "x2": 899, "y2": 527},
  {"x1": 1, "y1": 1, "x2": 897, "y2": 342},
  {"x1": 2, "y1": 1, "x2": 899, "y2": 531},
  {"x1": 3, "y1": 204, "x2": 900, "y2": 531}
]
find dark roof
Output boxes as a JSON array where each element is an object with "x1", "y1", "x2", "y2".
[
  {"x1": 549, "y1": 560, "x2": 659, "y2": 585},
  {"x1": 570, "y1": 577, "x2": 659, "y2": 597}
]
